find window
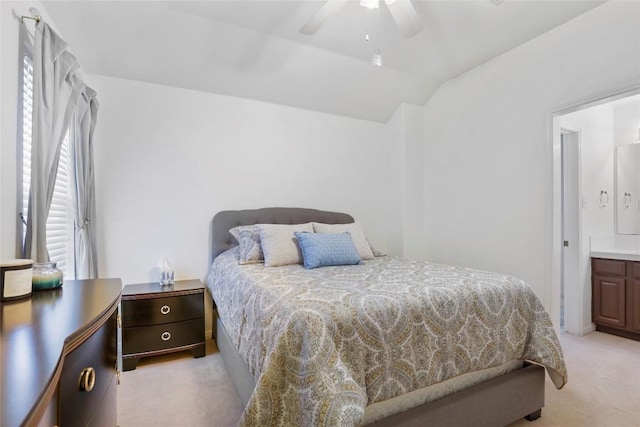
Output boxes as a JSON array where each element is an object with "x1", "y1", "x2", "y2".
[{"x1": 19, "y1": 54, "x2": 71, "y2": 275}]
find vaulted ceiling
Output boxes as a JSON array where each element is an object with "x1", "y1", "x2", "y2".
[{"x1": 42, "y1": 0, "x2": 605, "y2": 122}]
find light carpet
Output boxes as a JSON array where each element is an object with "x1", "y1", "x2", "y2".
[{"x1": 118, "y1": 331, "x2": 640, "y2": 426}]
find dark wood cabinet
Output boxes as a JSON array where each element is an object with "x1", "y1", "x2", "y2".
[
  {"x1": 1, "y1": 279, "x2": 122, "y2": 427},
  {"x1": 592, "y1": 258, "x2": 640, "y2": 340},
  {"x1": 593, "y1": 275, "x2": 626, "y2": 327},
  {"x1": 633, "y1": 279, "x2": 640, "y2": 332},
  {"x1": 59, "y1": 310, "x2": 118, "y2": 427},
  {"x1": 122, "y1": 279, "x2": 205, "y2": 370}
]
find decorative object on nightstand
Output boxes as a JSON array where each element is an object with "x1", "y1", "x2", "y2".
[
  {"x1": 121, "y1": 279, "x2": 205, "y2": 371},
  {"x1": 158, "y1": 257, "x2": 174, "y2": 286}
]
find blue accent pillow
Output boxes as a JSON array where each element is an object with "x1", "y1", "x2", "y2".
[{"x1": 294, "y1": 232, "x2": 362, "y2": 269}]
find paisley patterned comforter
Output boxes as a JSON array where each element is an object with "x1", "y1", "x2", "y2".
[{"x1": 207, "y1": 248, "x2": 567, "y2": 427}]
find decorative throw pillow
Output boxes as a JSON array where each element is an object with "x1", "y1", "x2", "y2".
[
  {"x1": 294, "y1": 232, "x2": 361, "y2": 269},
  {"x1": 229, "y1": 225, "x2": 263, "y2": 264},
  {"x1": 257, "y1": 223, "x2": 314, "y2": 267},
  {"x1": 312, "y1": 222, "x2": 374, "y2": 260}
]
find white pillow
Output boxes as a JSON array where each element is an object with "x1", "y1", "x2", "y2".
[
  {"x1": 257, "y1": 223, "x2": 314, "y2": 267},
  {"x1": 312, "y1": 222, "x2": 374, "y2": 260}
]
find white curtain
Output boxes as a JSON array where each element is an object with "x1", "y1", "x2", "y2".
[
  {"x1": 23, "y1": 21, "x2": 93, "y2": 267},
  {"x1": 69, "y1": 86, "x2": 99, "y2": 279}
]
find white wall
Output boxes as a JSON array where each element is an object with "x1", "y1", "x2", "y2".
[
  {"x1": 384, "y1": 103, "x2": 425, "y2": 258},
  {"x1": 89, "y1": 75, "x2": 390, "y2": 285},
  {"x1": 420, "y1": 0, "x2": 640, "y2": 320},
  {"x1": 613, "y1": 96, "x2": 640, "y2": 147},
  {"x1": 400, "y1": 104, "x2": 425, "y2": 260},
  {"x1": 385, "y1": 105, "x2": 405, "y2": 256}
]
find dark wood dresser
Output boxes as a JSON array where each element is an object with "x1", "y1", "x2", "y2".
[
  {"x1": 121, "y1": 279, "x2": 205, "y2": 371},
  {"x1": 1, "y1": 278, "x2": 122, "y2": 427},
  {"x1": 592, "y1": 257, "x2": 640, "y2": 340}
]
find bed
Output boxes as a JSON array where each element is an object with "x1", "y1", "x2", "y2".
[{"x1": 206, "y1": 207, "x2": 567, "y2": 427}]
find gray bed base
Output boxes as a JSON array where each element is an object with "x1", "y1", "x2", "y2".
[{"x1": 209, "y1": 207, "x2": 545, "y2": 426}]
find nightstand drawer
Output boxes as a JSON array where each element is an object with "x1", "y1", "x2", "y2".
[
  {"x1": 123, "y1": 318, "x2": 204, "y2": 355},
  {"x1": 122, "y1": 293, "x2": 203, "y2": 327}
]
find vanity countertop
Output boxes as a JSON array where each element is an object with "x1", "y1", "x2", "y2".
[{"x1": 591, "y1": 248, "x2": 640, "y2": 262}]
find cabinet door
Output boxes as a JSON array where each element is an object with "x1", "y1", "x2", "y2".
[
  {"x1": 633, "y1": 279, "x2": 640, "y2": 332},
  {"x1": 593, "y1": 275, "x2": 626, "y2": 328}
]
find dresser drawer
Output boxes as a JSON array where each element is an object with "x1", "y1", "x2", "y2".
[
  {"x1": 592, "y1": 258, "x2": 626, "y2": 276},
  {"x1": 58, "y1": 311, "x2": 117, "y2": 427},
  {"x1": 123, "y1": 318, "x2": 204, "y2": 355},
  {"x1": 86, "y1": 375, "x2": 117, "y2": 427},
  {"x1": 122, "y1": 293, "x2": 203, "y2": 327}
]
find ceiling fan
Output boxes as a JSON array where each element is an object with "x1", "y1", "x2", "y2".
[{"x1": 300, "y1": 0, "x2": 423, "y2": 39}]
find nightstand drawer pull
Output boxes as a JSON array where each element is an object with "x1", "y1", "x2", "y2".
[
  {"x1": 160, "y1": 305, "x2": 171, "y2": 315},
  {"x1": 78, "y1": 367, "x2": 96, "y2": 392},
  {"x1": 161, "y1": 331, "x2": 171, "y2": 341}
]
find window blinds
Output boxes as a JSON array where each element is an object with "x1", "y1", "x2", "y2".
[{"x1": 21, "y1": 55, "x2": 69, "y2": 274}]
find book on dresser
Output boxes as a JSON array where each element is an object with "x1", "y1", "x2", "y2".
[{"x1": 121, "y1": 279, "x2": 206, "y2": 371}]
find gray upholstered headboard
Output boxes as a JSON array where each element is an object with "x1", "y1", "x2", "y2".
[{"x1": 210, "y1": 207, "x2": 354, "y2": 262}]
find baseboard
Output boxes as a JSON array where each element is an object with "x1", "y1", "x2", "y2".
[{"x1": 582, "y1": 323, "x2": 596, "y2": 335}]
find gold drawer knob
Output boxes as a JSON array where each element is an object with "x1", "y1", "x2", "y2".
[
  {"x1": 78, "y1": 367, "x2": 96, "y2": 392},
  {"x1": 161, "y1": 331, "x2": 171, "y2": 341},
  {"x1": 160, "y1": 305, "x2": 171, "y2": 315}
]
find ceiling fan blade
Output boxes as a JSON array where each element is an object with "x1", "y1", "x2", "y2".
[
  {"x1": 299, "y1": 0, "x2": 349, "y2": 35},
  {"x1": 385, "y1": 0, "x2": 423, "y2": 38}
]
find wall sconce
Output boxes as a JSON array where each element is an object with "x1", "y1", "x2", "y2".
[{"x1": 598, "y1": 190, "x2": 609, "y2": 208}]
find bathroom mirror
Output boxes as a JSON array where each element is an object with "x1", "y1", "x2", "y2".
[{"x1": 616, "y1": 144, "x2": 640, "y2": 234}]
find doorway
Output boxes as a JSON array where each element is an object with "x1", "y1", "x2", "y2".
[{"x1": 550, "y1": 85, "x2": 640, "y2": 336}]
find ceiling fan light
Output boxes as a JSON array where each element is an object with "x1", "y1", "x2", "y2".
[{"x1": 361, "y1": 0, "x2": 380, "y2": 10}]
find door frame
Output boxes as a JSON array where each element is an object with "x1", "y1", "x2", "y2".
[
  {"x1": 548, "y1": 83, "x2": 640, "y2": 335},
  {"x1": 560, "y1": 128, "x2": 581, "y2": 334}
]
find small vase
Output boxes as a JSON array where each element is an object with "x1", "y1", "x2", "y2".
[
  {"x1": 32, "y1": 262, "x2": 63, "y2": 291},
  {"x1": 159, "y1": 258, "x2": 174, "y2": 286}
]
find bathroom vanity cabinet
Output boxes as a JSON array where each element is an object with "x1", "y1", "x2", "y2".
[{"x1": 592, "y1": 258, "x2": 640, "y2": 340}]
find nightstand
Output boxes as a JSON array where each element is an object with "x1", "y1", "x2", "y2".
[{"x1": 121, "y1": 279, "x2": 205, "y2": 371}]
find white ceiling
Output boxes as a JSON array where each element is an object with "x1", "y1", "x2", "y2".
[{"x1": 41, "y1": 0, "x2": 605, "y2": 122}]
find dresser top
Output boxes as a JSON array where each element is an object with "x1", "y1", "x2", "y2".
[
  {"x1": 122, "y1": 279, "x2": 203, "y2": 299},
  {"x1": 1, "y1": 278, "x2": 122, "y2": 427}
]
